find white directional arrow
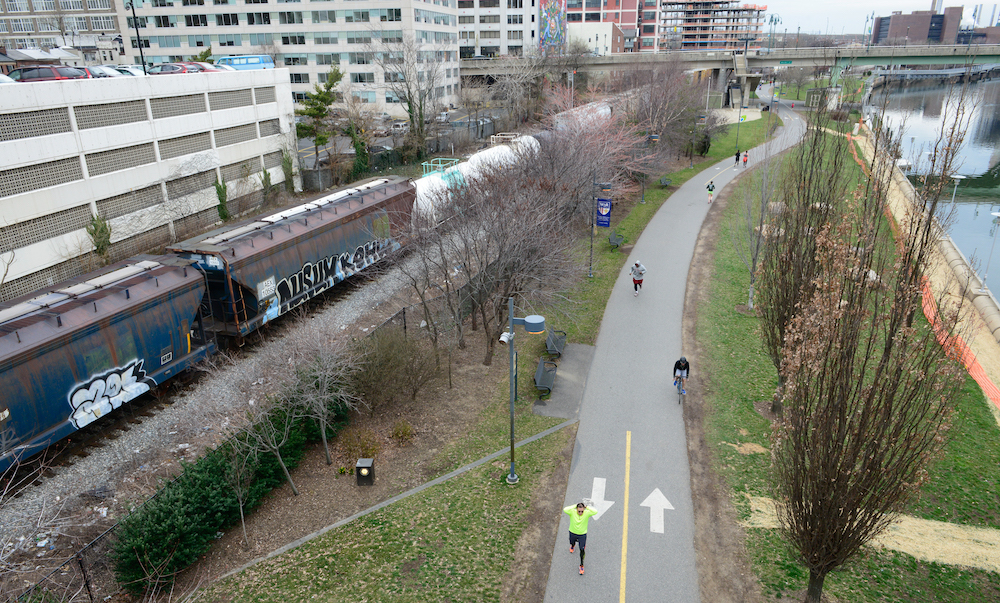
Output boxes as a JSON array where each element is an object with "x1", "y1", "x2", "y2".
[
  {"x1": 588, "y1": 477, "x2": 616, "y2": 520},
  {"x1": 639, "y1": 488, "x2": 674, "y2": 534}
]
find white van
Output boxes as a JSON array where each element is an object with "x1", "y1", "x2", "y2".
[{"x1": 215, "y1": 55, "x2": 275, "y2": 70}]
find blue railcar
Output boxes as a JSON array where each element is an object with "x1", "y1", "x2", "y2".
[
  {"x1": 0, "y1": 256, "x2": 215, "y2": 472},
  {"x1": 168, "y1": 176, "x2": 414, "y2": 340}
]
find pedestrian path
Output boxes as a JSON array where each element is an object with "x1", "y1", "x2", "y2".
[{"x1": 542, "y1": 99, "x2": 807, "y2": 603}]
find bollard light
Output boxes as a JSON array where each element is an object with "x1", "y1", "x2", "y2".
[{"x1": 356, "y1": 458, "x2": 374, "y2": 486}]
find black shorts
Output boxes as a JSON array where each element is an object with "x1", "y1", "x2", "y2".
[{"x1": 569, "y1": 532, "x2": 587, "y2": 549}]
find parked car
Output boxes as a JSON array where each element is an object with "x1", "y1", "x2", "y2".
[
  {"x1": 0, "y1": 73, "x2": 14, "y2": 84},
  {"x1": 6, "y1": 65, "x2": 88, "y2": 82},
  {"x1": 390, "y1": 122, "x2": 409, "y2": 135},
  {"x1": 147, "y1": 63, "x2": 201, "y2": 75},
  {"x1": 435, "y1": 112, "x2": 450, "y2": 123},
  {"x1": 78, "y1": 65, "x2": 127, "y2": 78},
  {"x1": 103, "y1": 64, "x2": 147, "y2": 76},
  {"x1": 179, "y1": 61, "x2": 226, "y2": 72},
  {"x1": 214, "y1": 64, "x2": 238, "y2": 71}
]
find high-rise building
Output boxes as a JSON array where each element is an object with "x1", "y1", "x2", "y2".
[
  {"x1": 659, "y1": 1, "x2": 765, "y2": 51},
  {"x1": 458, "y1": 0, "x2": 535, "y2": 57},
  {"x1": 114, "y1": 0, "x2": 459, "y2": 111},
  {"x1": 0, "y1": 0, "x2": 120, "y2": 52},
  {"x1": 871, "y1": 6, "x2": 962, "y2": 45},
  {"x1": 564, "y1": 0, "x2": 642, "y2": 51}
]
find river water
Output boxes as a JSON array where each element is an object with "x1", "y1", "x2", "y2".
[{"x1": 877, "y1": 80, "x2": 1000, "y2": 290}]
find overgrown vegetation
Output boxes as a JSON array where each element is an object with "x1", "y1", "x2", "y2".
[
  {"x1": 214, "y1": 178, "x2": 230, "y2": 221},
  {"x1": 85, "y1": 214, "x2": 112, "y2": 264}
]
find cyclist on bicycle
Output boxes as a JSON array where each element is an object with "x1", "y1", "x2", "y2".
[{"x1": 673, "y1": 356, "x2": 690, "y2": 395}]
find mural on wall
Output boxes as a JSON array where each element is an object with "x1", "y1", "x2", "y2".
[
  {"x1": 539, "y1": 0, "x2": 567, "y2": 53},
  {"x1": 68, "y1": 359, "x2": 153, "y2": 428}
]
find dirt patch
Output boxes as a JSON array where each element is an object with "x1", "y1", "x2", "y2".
[{"x1": 683, "y1": 181, "x2": 766, "y2": 603}]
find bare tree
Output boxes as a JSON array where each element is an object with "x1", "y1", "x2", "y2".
[
  {"x1": 771, "y1": 84, "x2": 974, "y2": 603},
  {"x1": 293, "y1": 345, "x2": 361, "y2": 466},
  {"x1": 367, "y1": 31, "x2": 450, "y2": 149},
  {"x1": 219, "y1": 431, "x2": 259, "y2": 548},
  {"x1": 621, "y1": 63, "x2": 706, "y2": 155},
  {"x1": 242, "y1": 395, "x2": 302, "y2": 496},
  {"x1": 489, "y1": 53, "x2": 545, "y2": 124}
]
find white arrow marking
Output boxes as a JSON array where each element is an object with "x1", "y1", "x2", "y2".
[
  {"x1": 639, "y1": 488, "x2": 674, "y2": 534},
  {"x1": 588, "y1": 477, "x2": 615, "y2": 520}
]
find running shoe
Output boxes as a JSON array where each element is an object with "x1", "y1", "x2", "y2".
[
  {"x1": 682, "y1": 389, "x2": 686, "y2": 395},
  {"x1": 570, "y1": 545, "x2": 575, "y2": 553},
  {"x1": 579, "y1": 566, "x2": 585, "y2": 575}
]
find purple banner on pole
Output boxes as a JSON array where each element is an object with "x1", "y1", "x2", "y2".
[{"x1": 596, "y1": 198, "x2": 612, "y2": 228}]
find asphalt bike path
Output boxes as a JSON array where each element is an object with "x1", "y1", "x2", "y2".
[{"x1": 543, "y1": 95, "x2": 806, "y2": 603}]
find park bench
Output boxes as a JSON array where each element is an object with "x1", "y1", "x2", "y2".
[
  {"x1": 609, "y1": 232, "x2": 624, "y2": 249},
  {"x1": 534, "y1": 358, "x2": 557, "y2": 398},
  {"x1": 545, "y1": 328, "x2": 567, "y2": 358},
  {"x1": 659, "y1": 177, "x2": 672, "y2": 187}
]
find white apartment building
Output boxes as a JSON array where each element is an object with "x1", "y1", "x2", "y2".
[
  {"x1": 0, "y1": 0, "x2": 120, "y2": 52},
  {"x1": 456, "y1": 0, "x2": 536, "y2": 58},
  {"x1": 115, "y1": 0, "x2": 460, "y2": 113}
]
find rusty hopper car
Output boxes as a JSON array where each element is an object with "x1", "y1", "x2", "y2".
[
  {"x1": 0, "y1": 256, "x2": 215, "y2": 472},
  {"x1": 167, "y1": 176, "x2": 414, "y2": 340}
]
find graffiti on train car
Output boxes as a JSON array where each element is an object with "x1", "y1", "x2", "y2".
[
  {"x1": 273, "y1": 239, "x2": 393, "y2": 312},
  {"x1": 68, "y1": 359, "x2": 153, "y2": 428}
]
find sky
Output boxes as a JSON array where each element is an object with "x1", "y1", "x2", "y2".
[{"x1": 756, "y1": 1, "x2": 992, "y2": 37}]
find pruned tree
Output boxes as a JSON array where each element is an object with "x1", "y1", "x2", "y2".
[
  {"x1": 296, "y1": 67, "x2": 344, "y2": 169},
  {"x1": 489, "y1": 53, "x2": 546, "y2": 124},
  {"x1": 784, "y1": 66, "x2": 812, "y2": 98},
  {"x1": 756, "y1": 110, "x2": 852, "y2": 413},
  {"x1": 771, "y1": 83, "x2": 974, "y2": 603},
  {"x1": 621, "y1": 63, "x2": 706, "y2": 155},
  {"x1": 293, "y1": 345, "x2": 359, "y2": 465}
]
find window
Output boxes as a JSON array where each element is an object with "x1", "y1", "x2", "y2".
[
  {"x1": 350, "y1": 72, "x2": 374, "y2": 83},
  {"x1": 188, "y1": 34, "x2": 210, "y2": 46},
  {"x1": 479, "y1": 0, "x2": 498, "y2": 5},
  {"x1": 457, "y1": 0, "x2": 472, "y2": 6},
  {"x1": 345, "y1": 31, "x2": 370, "y2": 44},
  {"x1": 567, "y1": 12, "x2": 581, "y2": 21},
  {"x1": 154, "y1": 35, "x2": 181, "y2": 47},
  {"x1": 86, "y1": 0, "x2": 110, "y2": 7},
  {"x1": 65, "y1": 15, "x2": 87, "y2": 29},
  {"x1": 181, "y1": 0, "x2": 202, "y2": 5},
  {"x1": 459, "y1": 15, "x2": 473, "y2": 23},
  {"x1": 218, "y1": 33, "x2": 240, "y2": 45},
  {"x1": 311, "y1": 11, "x2": 334, "y2": 22},
  {"x1": 507, "y1": 0, "x2": 521, "y2": 6},
  {"x1": 379, "y1": 29, "x2": 402, "y2": 43},
  {"x1": 131, "y1": 37, "x2": 149, "y2": 48},
  {"x1": 479, "y1": 30, "x2": 499, "y2": 38},
  {"x1": 34, "y1": 0, "x2": 55, "y2": 10},
  {"x1": 154, "y1": 15, "x2": 174, "y2": 27},
  {"x1": 126, "y1": 15, "x2": 147, "y2": 27},
  {"x1": 289, "y1": 73, "x2": 309, "y2": 83},
  {"x1": 458, "y1": 30, "x2": 474, "y2": 39},
  {"x1": 278, "y1": 11, "x2": 302, "y2": 23},
  {"x1": 184, "y1": 15, "x2": 207, "y2": 26},
  {"x1": 347, "y1": 52, "x2": 371, "y2": 64},
  {"x1": 585, "y1": 12, "x2": 600, "y2": 20},
  {"x1": 216, "y1": 13, "x2": 239, "y2": 25},
  {"x1": 480, "y1": 14, "x2": 499, "y2": 22},
  {"x1": 247, "y1": 33, "x2": 272, "y2": 45},
  {"x1": 317, "y1": 71, "x2": 341, "y2": 84},
  {"x1": 567, "y1": 0, "x2": 581, "y2": 7},
  {"x1": 247, "y1": 12, "x2": 270, "y2": 24},
  {"x1": 91, "y1": 15, "x2": 114, "y2": 29},
  {"x1": 585, "y1": 0, "x2": 599, "y2": 7},
  {"x1": 283, "y1": 55, "x2": 305, "y2": 65},
  {"x1": 314, "y1": 33, "x2": 337, "y2": 44},
  {"x1": 507, "y1": 30, "x2": 522, "y2": 39},
  {"x1": 385, "y1": 71, "x2": 403, "y2": 82},
  {"x1": 381, "y1": 8, "x2": 400, "y2": 21},
  {"x1": 642, "y1": 11, "x2": 654, "y2": 21},
  {"x1": 385, "y1": 92, "x2": 400, "y2": 103},
  {"x1": 281, "y1": 33, "x2": 305, "y2": 44},
  {"x1": 36, "y1": 18, "x2": 59, "y2": 31},
  {"x1": 246, "y1": 0, "x2": 268, "y2": 3},
  {"x1": 351, "y1": 90, "x2": 375, "y2": 103},
  {"x1": 507, "y1": 14, "x2": 522, "y2": 23},
  {"x1": 151, "y1": 0, "x2": 172, "y2": 6},
  {"x1": 642, "y1": 23, "x2": 654, "y2": 33},
  {"x1": 340, "y1": 9, "x2": 368, "y2": 22},
  {"x1": 641, "y1": 37, "x2": 653, "y2": 46},
  {"x1": 315, "y1": 53, "x2": 337, "y2": 64},
  {"x1": 213, "y1": 0, "x2": 231, "y2": 4},
  {"x1": 508, "y1": 45, "x2": 522, "y2": 56},
  {"x1": 292, "y1": 92, "x2": 307, "y2": 101}
]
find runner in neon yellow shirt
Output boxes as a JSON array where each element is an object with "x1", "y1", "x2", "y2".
[{"x1": 563, "y1": 502, "x2": 598, "y2": 575}]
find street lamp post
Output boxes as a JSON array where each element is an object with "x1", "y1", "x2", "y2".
[
  {"x1": 588, "y1": 181, "x2": 612, "y2": 278},
  {"x1": 949, "y1": 174, "x2": 966, "y2": 212},
  {"x1": 982, "y1": 212, "x2": 1000, "y2": 293},
  {"x1": 501, "y1": 298, "x2": 545, "y2": 485},
  {"x1": 768, "y1": 14, "x2": 781, "y2": 52},
  {"x1": 124, "y1": 1, "x2": 147, "y2": 75}
]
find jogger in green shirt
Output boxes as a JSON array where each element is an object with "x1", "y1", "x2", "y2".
[{"x1": 563, "y1": 502, "x2": 598, "y2": 575}]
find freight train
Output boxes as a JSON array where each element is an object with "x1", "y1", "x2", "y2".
[{"x1": 0, "y1": 176, "x2": 414, "y2": 473}]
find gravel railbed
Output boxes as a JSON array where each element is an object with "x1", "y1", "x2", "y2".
[{"x1": 0, "y1": 263, "x2": 413, "y2": 563}]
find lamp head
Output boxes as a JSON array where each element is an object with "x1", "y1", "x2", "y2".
[{"x1": 499, "y1": 331, "x2": 513, "y2": 345}]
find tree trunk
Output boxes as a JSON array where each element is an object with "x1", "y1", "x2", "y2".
[
  {"x1": 239, "y1": 503, "x2": 249, "y2": 548},
  {"x1": 770, "y1": 379, "x2": 784, "y2": 415},
  {"x1": 805, "y1": 568, "x2": 826, "y2": 603},
  {"x1": 320, "y1": 418, "x2": 332, "y2": 465},
  {"x1": 747, "y1": 282, "x2": 755, "y2": 310},
  {"x1": 274, "y1": 452, "x2": 299, "y2": 495}
]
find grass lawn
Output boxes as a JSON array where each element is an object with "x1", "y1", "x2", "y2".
[
  {"x1": 701, "y1": 141, "x2": 1000, "y2": 601},
  {"x1": 195, "y1": 118, "x2": 779, "y2": 602}
]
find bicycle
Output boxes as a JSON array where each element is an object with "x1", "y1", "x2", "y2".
[{"x1": 674, "y1": 374, "x2": 685, "y2": 404}]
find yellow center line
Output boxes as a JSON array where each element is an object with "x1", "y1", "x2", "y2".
[{"x1": 620, "y1": 430, "x2": 631, "y2": 603}]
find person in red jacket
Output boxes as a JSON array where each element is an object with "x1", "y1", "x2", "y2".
[{"x1": 563, "y1": 502, "x2": 598, "y2": 575}]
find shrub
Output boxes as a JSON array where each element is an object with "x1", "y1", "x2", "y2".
[
  {"x1": 340, "y1": 426, "x2": 381, "y2": 460},
  {"x1": 214, "y1": 179, "x2": 230, "y2": 221},
  {"x1": 350, "y1": 327, "x2": 440, "y2": 410},
  {"x1": 391, "y1": 419, "x2": 414, "y2": 444}
]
